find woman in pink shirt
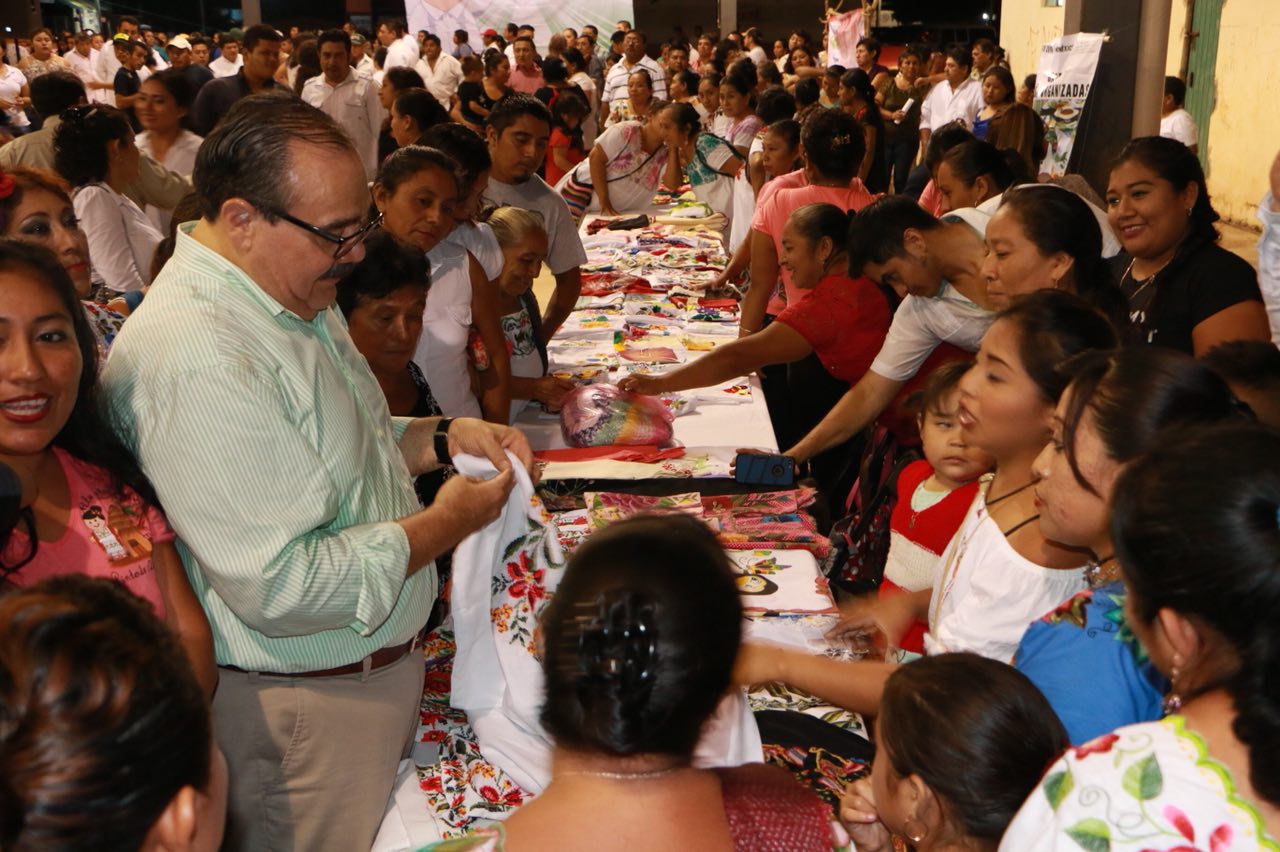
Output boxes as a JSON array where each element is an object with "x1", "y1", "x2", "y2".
[
  {"x1": 740, "y1": 109, "x2": 879, "y2": 336},
  {"x1": 0, "y1": 240, "x2": 215, "y2": 696}
]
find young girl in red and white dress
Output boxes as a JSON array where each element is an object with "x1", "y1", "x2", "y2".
[{"x1": 877, "y1": 360, "x2": 993, "y2": 657}]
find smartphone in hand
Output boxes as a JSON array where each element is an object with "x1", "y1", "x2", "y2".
[{"x1": 734, "y1": 453, "x2": 797, "y2": 487}]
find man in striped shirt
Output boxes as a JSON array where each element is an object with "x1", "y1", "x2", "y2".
[
  {"x1": 102, "y1": 93, "x2": 534, "y2": 852},
  {"x1": 601, "y1": 29, "x2": 667, "y2": 109}
]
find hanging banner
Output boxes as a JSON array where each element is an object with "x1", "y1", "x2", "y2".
[
  {"x1": 825, "y1": 8, "x2": 867, "y2": 69},
  {"x1": 405, "y1": 0, "x2": 636, "y2": 54},
  {"x1": 1033, "y1": 32, "x2": 1105, "y2": 177}
]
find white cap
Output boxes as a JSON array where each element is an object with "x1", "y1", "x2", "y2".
[{"x1": 168, "y1": 35, "x2": 192, "y2": 50}]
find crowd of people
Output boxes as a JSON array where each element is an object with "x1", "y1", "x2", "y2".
[{"x1": 1, "y1": 9, "x2": 1280, "y2": 852}]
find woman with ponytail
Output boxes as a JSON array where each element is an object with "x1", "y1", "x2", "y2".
[
  {"x1": 983, "y1": 183, "x2": 1127, "y2": 327},
  {"x1": 0, "y1": 576, "x2": 225, "y2": 851},
  {"x1": 1002, "y1": 421, "x2": 1280, "y2": 849},
  {"x1": 437, "y1": 515, "x2": 846, "y2": 851},
  {"x1": 1014, "y1": 347, "x2": 1241, "y2": 743},
  {"x1": 933, "y1": 138, "x2": 1028, "y2": 216}
]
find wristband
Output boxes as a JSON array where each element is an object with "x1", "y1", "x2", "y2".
[{"x1": 433, "y1": 418, "x2": 454, "y2": 466}]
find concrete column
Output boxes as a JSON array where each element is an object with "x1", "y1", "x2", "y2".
[
  {"x1": 0, "y1": 0, "x2": 42, "y2": 38},
  {"x1": 241, "y1": 0, "x2": 262, "y2": 27},
  {"x1": 719, "y1": 0, "x2": 737, "y2": 37},
  {"x1": 1064, "y1": 0, "x2": 1170, "y2": 193}
]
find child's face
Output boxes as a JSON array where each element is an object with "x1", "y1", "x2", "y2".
[
  {"x1": 918, "y1": 387, "x2": 995, "y2": 487},
  {"x1": 498, "y1": 232, "x2": 549, "y2": 297}
]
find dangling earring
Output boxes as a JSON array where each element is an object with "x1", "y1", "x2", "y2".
[
  {"x1": 1163, "y1": 657, "x2": 1184, "y2": 715},
  {"x1": 904, "y1": 815, "x2": 928, "y2": 844}
]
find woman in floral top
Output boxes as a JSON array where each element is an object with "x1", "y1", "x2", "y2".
[
  {"x1": 1015, "y1": 347, "x2": 1240, "y2": 744},
  {"x1": 0, "y1": 166, "x2": 126, "y2": 361},
  {"x1": 1001, "y1": 422, "x2": 1280, "y2": 850}
]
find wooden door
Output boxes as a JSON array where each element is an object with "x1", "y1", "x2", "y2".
[{"x1": 1184, "y1": 0, "x2": 1224, "y2": 162}]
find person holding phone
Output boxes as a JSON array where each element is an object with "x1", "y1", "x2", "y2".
[{"x1": 620, "y1": 203, "x2": 893, "y2": 494}]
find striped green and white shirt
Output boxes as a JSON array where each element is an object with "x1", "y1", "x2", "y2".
[{"x1": 102, "y1": 224, "x2": 435, "y2": 672}]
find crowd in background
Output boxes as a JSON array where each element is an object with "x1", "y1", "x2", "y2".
[{"x1": 1, "y1": 9, "x2": 1280, "y2": 852}]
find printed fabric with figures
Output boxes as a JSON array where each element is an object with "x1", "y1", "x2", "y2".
[{"x1": 2, "y1": 447, "x2": 174, "y2": 617}]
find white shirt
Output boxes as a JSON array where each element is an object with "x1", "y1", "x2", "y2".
[
  {"x1": 93, "y1": 47, "x2": 121, "y2": 105},
  {"x1": 301, "y1": 69, "x2": 382, "y2": 179},
  {"x1": 1160, "y1": 107, "x2": 1198, "y2": 148},
  {"x1": 414, "y1": 52, "x2": 463, "y2": 109},
  {"x1": 925, "y1": 481, "x2": 1087, "y2": 663},
  {"x1": 208, "y1": 54, "x2": 242, "y2": 78},
  {"x1": 747, "y1": 45, "x2": 767, "y2": 65},
  {"x1": 136, "y1": 129, "x2": 203, "y2": 235},
  {"x1": 415, "y1": 225, "x2": 504, "y2": 420},
  {"x1": 354, "y1": 53, "x2": 375, "y2": 78},
  {"x1": 67, "y1": 48, "x2": 111, "y2": 105},
  {"x1": 483, "y1": 175, "x2": 587, "y2": 276},
  {"x1": 869, "y1": 281, "x2": 993, "y2": 382},
  {"x1": 569, "y1": 71, "x2": 598, "y2": 146},
  {"x1": 149, "y1": 47, "x2": 169, "y2": 71},
  {"x1": 72, "y1": 182, "x2": 164, "y2": 293},
  {"x1": 920, "y1": 76, "x2": 983, "y2": 132},
  {"x1": 601, "y1": 55, "x2": 668, "y2": 104},
  {"x1": 384, "y1": 34, "x2": 421, "y2": 70},
  {"x1": 1255, "y1": 192, "x2": 1280, "y2": 345},
  {"x1": 0, "y1": 65, "x2": 29, "y2": 128}
]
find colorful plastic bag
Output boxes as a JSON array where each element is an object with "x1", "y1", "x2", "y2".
[{"x1": 559, "y1": 384, "x2": 676, "y2": 448}]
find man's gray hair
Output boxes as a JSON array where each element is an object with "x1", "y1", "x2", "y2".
[{"x1": 193, "y1": 92, "x2": 357, "y2": 223}]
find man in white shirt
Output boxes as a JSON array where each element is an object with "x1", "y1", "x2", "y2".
[
  {"x1": 351, "y1": 33, "x2": 376, "y2": 77},
  {"x1": 407, "y1": 0, "x2": 480, "y2": 49},
  {"x1": 920, "y1": 47, "x2": 983, "y2": 150},
  {"x1": 66, "y1": 31, "x2": 113, "y2": 104},
  {"x1": 602, "y1": 30, "x2": 667, "y2": 108},
  {"x1": 303, "y1": 30, "x2": 382, "y2": 180},
  {"x1": 379, "y1": 19, "x2": 420, "y2": 70},
  {"x1": 1160, "y1": 75, "x2": 1199, "y2": 154},
  {"x1": 415, "y1": 32, "x2": 462, "y2": 111},
  {"x1": 209, "y1": 35, "x2": 243, "y2": 77}
]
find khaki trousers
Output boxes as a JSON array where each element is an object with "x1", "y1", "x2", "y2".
[{"x1": 213, "y1": 651, "x2": 425, "y2": 852}]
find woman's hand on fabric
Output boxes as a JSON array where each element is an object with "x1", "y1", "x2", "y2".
[
  {"x1": 599, "y1": 202, "x2": 621, "y2": 217},
  {"x1": 433, "y1": 467, "x2": 515, "y2": 534},
  {"x1": 447, "y1": 417, "x2": 536, "y2": 479},
  {"x1": 839, "y1": 779, "x2": 893, "y2": 852},
  {"x1": 533, "y1": 376, "x2": 576, "y2": 410},
  {"x1": 824, "y1": 592, "x2": 915, "y2": 654},
  {"x1": 616, "y1": 373, "x2": 665, "y2": 395}
]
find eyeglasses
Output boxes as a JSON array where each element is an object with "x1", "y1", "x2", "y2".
[{"x1": 262, "y1": 205, "x2": 384, "y2": 260}]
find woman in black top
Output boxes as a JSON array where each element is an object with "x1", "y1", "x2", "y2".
[
  {"x1": 336, "y1": 229, "x2": 447, "y2": 507},
  {"x1": 839, "y1": 67, "x2": 888, "y2": 193},
  {"x1": 454, "y1": 51, "x2": 510, "y2": 130},
  {"x1": 1106, "y1": 137, "x2": 1270, "y2": 354}
]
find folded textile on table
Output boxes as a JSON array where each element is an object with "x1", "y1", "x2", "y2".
[
  {"x1": 557, "y1": 312, "x2": 625, "y2": 340},
  {"x1": 534, "y1": 445, "x2": 687, "y2": 464},
  {"x1": 449, "y1": 452, "x2": 763, "y2": 800},
  {"x1": 559, "y1": 384, "x2": 676, "y2": 448},
  {"x1": 618, "y1": 346, "x2": 683, "y2": 364},
  {"x1": 584, "y1": 488, "x2": 830, "y2": 559}
]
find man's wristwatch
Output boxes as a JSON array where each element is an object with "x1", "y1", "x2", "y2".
[{"x1": 433, "y1": 418, "x2": 454, "y2": 466}]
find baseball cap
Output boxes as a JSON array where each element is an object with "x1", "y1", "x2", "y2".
[
  {"x1": 351, "y1": 33, "x2": 368, "y2": 45},
  {"x1": 482, "y1": 28, "x2": 498, "y2": 37},
  {"x1": 168, "y1": 34, "x2": 192, "y2": 50}
]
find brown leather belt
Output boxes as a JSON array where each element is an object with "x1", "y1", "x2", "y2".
[{"x1": 222, "y1": 631, "x2": 423, "y2": 679}]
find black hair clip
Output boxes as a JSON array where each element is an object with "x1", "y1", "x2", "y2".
[{"x1": 576, "y1": 591, "x2": 658, "y2": 687}]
